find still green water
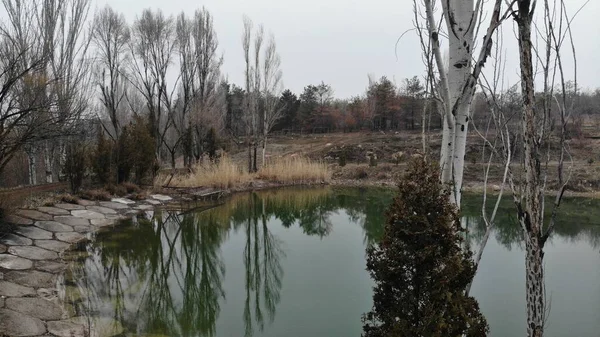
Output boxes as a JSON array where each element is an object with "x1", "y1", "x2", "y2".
[{"x1": 65, "y1": 187, "x2": 600, "y2": 337}]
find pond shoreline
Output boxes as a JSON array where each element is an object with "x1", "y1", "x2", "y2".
[
  {"x1": 0, "y1": 194, "x2": 181, "y2": 336},
  {"x1": 1, "y1": 178, "x2": 597, "y2": 336},
  {"x1": 163, "y1": 177, "x2": 600, "y2": 200}
]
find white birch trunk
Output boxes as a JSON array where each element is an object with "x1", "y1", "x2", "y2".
[
  {"x1": 27, "y1": 150, "x2": 37, "y2": 186},
  {"x1": 442, "y1": 0, "x2": 475, "y2": 206},
  {"x1": 44, "y1": 141, "x2": 54, "y2": 183},
  {"x1": 423, "y1": 0, "x2": 453, "y2": 185}
]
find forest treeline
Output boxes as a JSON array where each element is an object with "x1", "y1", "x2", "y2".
[{"x1": 1, "y1": 1, "x2": 599, "y2": 187}]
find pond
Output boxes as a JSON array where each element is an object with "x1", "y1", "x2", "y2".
[{"x1": 63, "y1": 187, "x2": 600, "y2": 337}]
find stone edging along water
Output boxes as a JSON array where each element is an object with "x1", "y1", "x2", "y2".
[{"x1": 0, "y1": 194, "x2": 175, "y2": 337}]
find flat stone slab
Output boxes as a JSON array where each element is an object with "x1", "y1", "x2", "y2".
[
  {"x1": 0, "y1": 280, "x2": 36, "y2": 297},
  {"x1": 35, "y1": 261, "x2": 67, "y2": 274},
  {"x1": 54, "y1": 203, "x2": 86, "y2": 210},
  {"x1": 4, "y1": 214, "x2": 34, "y2": 226},
  {"x1": 73, "y1": 225, "x2": 96, "y2": 233},
  {"x1": 0, "y1": 244, "x2": 6, "y2": 253},
  {"x1": 86, "y1": 205, "x2": 117, "y2": 215},
  {"x1": 111, "y1": 197, "x2": 136, "y2": 205},
  {"x1": 34, "y1": 221, "x2": 73, "y2": 233},
  {"x1": 35, "y1": 240, "x2": 71, "y2": 252},
  {"x1": 8, "y1": 246, "x2": 58, "y2": 260},
  {"x1": 6, "y1": 297, "x2": 64, "y2": 320},
  {"x1": 48, "y1": 320, "x2": 85, "y2": 337},
  {"x1": 90, "y1": 218, "x2": 114, "y2": 227},
  {"x1": 135, "y1": 204, "x2": 153, "y2": 210},
  {"x1": 14, "y1": 226, "x2": 53, "y2": 240},
  {"x1": 15, "y1": 209, "x2": 53, "y2": 221},
  {"x1": 105, "y1": 214, "x2": 125, "y2": 220},
  {"x1": 37, "y1": 207, "x2": 70, "y2": 216},
  {"x1": 0, "y1": 308, "x2": 46, "y2": 336},
  {"x1": 1, "y1": 234, "x2": 33, "y2": 246},
  {"x1": 4, "y1": 270, "x2": 56, "y2": 288},
  {"x1": 53, "y1": 216, "x2": 90, "y2": 227},
  {"x1": 76, "y1": 199, "x2": 96, "y2": 206},
  {"x1": 150, "y1": 194, "x2": 172, "y2": 201},
  {"x1": 145, "y1": 198, "x2": 163, "y2": 205},
  {"x1": 56, "y1": 232, "x2": 86, "y2": 244},
  {"x1": 71, "y1": 210, "x2": 105, "y2": 220},
  {"x1": 0, "y1": 254, "x2": 33, "y2": 270},
  {"x1": 99, "y1": 201, "x2": 130, "y2": 210}
]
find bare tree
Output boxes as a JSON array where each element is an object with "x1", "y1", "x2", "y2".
[
  {"x1": 509, "y1": 0, "x2": 579, "y2": 335},
  {"x1": 91, "y1": 5, "x2": 130, "y2": 141},
  {"x1": 0, "y1": 0, "x2": 91, "y2": 182},
  {"x1": 128, "y1": 8, "x2": 177, "y2": 160},
  {"x1": 241, "y1": 16, "x2": 263, "y2": 173},
  {"x1": 174, "y1": 8, "x2": 225, "y2": 167},
  {"x1": 261, "y1": 34, "x2": 283, "y2": 166},
  {"x1": 466, "y1": 1, "x2": 579, "y2": 335},
  {"x1": 242, "y1": 16, "x2": 252, "y2": 172},
  {"x1": 41, "y1": 0, "x2": 93, "y2": 183}
]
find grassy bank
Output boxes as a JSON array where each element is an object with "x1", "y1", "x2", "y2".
[{"x1": 156, "y1": 156, "x2": 331, "y2": 190}]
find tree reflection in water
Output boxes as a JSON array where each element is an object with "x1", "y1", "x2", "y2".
[{"x1": 64, "y1": 187, "x2": 600, "y2": 336}]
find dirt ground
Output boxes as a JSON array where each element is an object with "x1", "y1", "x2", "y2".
[{"x1": 229, "y1": 130, "x2": 600, "y2": 196}]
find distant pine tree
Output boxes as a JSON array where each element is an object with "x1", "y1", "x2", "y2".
[{"x1": 362, "y1": 158, "x2": 488, "y2": 337}]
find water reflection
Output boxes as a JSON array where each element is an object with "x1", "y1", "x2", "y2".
[
  {"x1": 64, "y1": 188, "x2": 600, "y2": 337},
  {"x1": 461, "y1": 195, "x2": 600, "y2": 251},
  {"x1": 66, "y1": 187, "x2": 394, "y2": 337}
]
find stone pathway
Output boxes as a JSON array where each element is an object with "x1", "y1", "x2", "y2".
[{"x1": 0, "y1": 194, "x2": 174, "y2": 337}]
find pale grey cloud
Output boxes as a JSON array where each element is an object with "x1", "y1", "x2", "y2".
[{"x1": 97, "y1": 0, "x2": 599, "y2": 98}]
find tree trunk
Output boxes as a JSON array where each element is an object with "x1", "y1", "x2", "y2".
[
  {"x1": 27, "y1": 148, "x2": 37, "y2": 185},
  {"x1": 443, "y1": 0, "x2": 475, "y2": 206},
  {"x1": 248, "y1": 138, "x2": 253, "y2": 173},
  {"x1": 262, "y1": 135, "x2": 267, "y2": 168},
  {"x1": 517, "y1": 5, "x2": 545, "y2": 336},
  {"x1": 253, "y1": 141, "x2": 258, "y2": 172},
  {"x1": 523, "y1": 222, "x2": 545, "y2": 337},
  {"x1": 44, "y1": 141, "x2": 54, "y2": 183},
  {"x1": 421, "y1": 97, "x2": 429, "y2": 153}
]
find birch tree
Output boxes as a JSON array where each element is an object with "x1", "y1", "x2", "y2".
[{"x1": 420, "y1": 0, "x2": 507, "y2": 206}]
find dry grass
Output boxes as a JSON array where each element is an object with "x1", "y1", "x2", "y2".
[
  {"x1": 258, "y1": 156, "x2": 331, "y2": 184},
  {"x1": 80, "y1": 189, "x2": 112, "y2": 201},
  {"x1": 160, "y1": 157, "x2": 253, "y2": 189},
  {"x1": 157, "y1": 156, "x2": 330, "y2": 189},
  {"x1": 56, "y1": 193, "x2": 80, "y2": 204}
]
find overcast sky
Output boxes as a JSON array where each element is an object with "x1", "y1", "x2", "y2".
[{"x1": 97, "y1": 0, "x2": 599, "y2": 98}]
